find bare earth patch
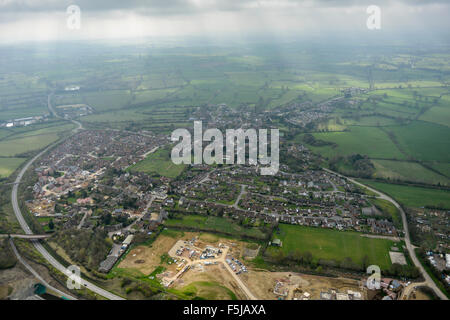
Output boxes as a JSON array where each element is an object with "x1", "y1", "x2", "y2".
[
  {"x1": 174, "y1": 263, "x2": 246, "y2": 300},
  {"x1": 118, "y1": 234, "x2": 180, "y2": 274},
  {"x1": 241, "y1": 271, "x2": 365, "y2": 300},
  {"x1": 389, "y1": 251, "x2": 407, "y2": 265}
]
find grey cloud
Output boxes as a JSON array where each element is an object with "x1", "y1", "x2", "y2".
[{"x1": 1, "y1": 0, "x2": 448, "y2": 14}]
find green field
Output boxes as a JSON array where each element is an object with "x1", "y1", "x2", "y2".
[
  {"x1": 0, "y1": 121, "x2": 75, "y2": 158},
  {"x1": 428, "y1": 162, "x2": 450, "y2": 178},
  {"x1": 179, "y1": 281, "x2": 237, "y2": 300},
  {"x1": 0, "y1": 133, "x2": 59, "y2": 157},
  {"x1": 165, "y1": 215, "x2": 267, "y2": 240},
  {"x1": 307, "y1": 126, "x2": 405, "y2": 159},
  {"x1": 270, "y1": 224, "x2": 394, "y2": 270},
  {"x1": 361, "y1": 180, "x2": 450, "y2": 209},
  {"x1": 128, "y1": 146, "x2": 186, "y2": 178},
  {"x1": 372, "y1": 160, "x2": 449, "y2": 186},
  {"x1": 0, "y1": 158, "x2": 26, "y2": 178},
  {"x1": 387, "y1": 121, "x2": 450, "y2": 162},
  {"x1": 368, "y1": 198, "x2": 402, "y2": 228}
]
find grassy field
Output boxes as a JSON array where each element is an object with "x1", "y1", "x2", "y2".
[
  {"x1": 368, "y1": 198, "x2": 402, "y2": 228},
  {"x1": 387, "y1": 121, "x2": 450, "y2": 163},
  {"x1": 0, "y1": 121, "x2": 75, "y2": 158},
  {"x1": 179, "y1": 281, "x2": 237, "y2": 300},
  {"x1": 418, "y1": 93, "x2": 450, "y2": 127},
  {"x1": 372, "y1": 160, "x2": 449, "y2": 186},
  {"x1": 0, "y1": 133, "x2": 59, "y2": 157},
  {"x1": 164, "y1": 215, "x2": 268, "y2": 240},
  {"x1": 361, "y1": 180, "x2": 450, "y2": 209},
  {"x1": 307, "y1": 126, "x2": 405, "y2": 159},
  {"x1": 428, "y1": 162, "x2": 450, "y2": 178},
  {"x1": 80, "y1": 109, "x2": 149, "y2": 123},
  {"x1": 128, "y1": 146, "x2": 186, "y2": 178},
  {"x1": 269, "y1": 224, "x2": 394, "y2": 270},
  {"x1": 0, "y1": 158, "x2": 26, "y2": 178}
]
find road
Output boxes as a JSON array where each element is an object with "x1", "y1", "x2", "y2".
[
  {"x1": 323, "y1": 168, "x2": 448, "y2": 300},
  {"x1": 9, "y1": 94, "x2": 124, "y2": 300},
  {"x1": 221, "y1": 258, "x2": 257, "y2": 300},
  {"x1": 399, "y1": 282, "x2": 428, "y2": 299},
  {"x1": 0, "y1": 234, "x2": 51, "y2": 240},
  {"x1": 77, "y1": 211, "x2": 89, "y2": 230},
  {"x1": 9, "y1": 238, "x2": 78, "y2": 300},
  {"x1": 360, "y1": 234, "x2": 401, "y2": 242},
  {"x1": 233, "y1": 185, "x2": 247, "y2": 209}
]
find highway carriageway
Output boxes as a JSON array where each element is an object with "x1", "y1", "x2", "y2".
[{"x1": 0, "y1": 234, "x2": 51, "y2": 239}]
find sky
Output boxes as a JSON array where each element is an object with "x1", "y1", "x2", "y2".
[{"x1": 0, "y1": 0, "x2": 449, "y2": 44}]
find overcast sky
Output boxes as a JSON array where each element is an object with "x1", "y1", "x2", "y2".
[{"x1": 0, "y1": 0, "x2": 449, "y2": 44}]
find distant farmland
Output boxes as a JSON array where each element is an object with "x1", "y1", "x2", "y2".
[
  {"x1": 360, "y1": 180, "x2": 450, "y2": 209},
  {"x1": 0, "y1": 157, "x2": 25, "y2": 178}
]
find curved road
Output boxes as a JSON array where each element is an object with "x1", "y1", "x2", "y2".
[
  {"x1": 10, "y1": 95, "x2": 124, "y2": 300},
  {"x1": 323, "y1": 168, "x2": 448, "y2": 300},
  {"x1": 1, "y1": 234, "x2": 51, "y2": 239},
  {"x1": 9, "y1": 238, "x2": 78, "y2": 300}
]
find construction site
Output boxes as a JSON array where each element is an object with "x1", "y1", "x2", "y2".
[{"x1": 116, "y1": 230, "x2": 369, "y2": 300}]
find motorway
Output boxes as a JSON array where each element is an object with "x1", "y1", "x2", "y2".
[
  {"x1": 0, "y1": 234, "x2": 51, "y2": 239},
  {"x1": 323, "y1": 168, "x2": 448, "y2": 300},
  {"x1": 9, "y1": 238, "x2": 78, "y2": 300},
  {"x1": 9, "y1": 94, "x2": 124, "y2": 300}
]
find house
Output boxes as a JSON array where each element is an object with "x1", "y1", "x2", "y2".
[
  {"x1": 122, "y1": 235, "x2": 134, "y2": 248},
  {"x1": 271, "y1": 238, "x2": 282, "y2": 247},
  {"x1": 362, "y1": 206, "x2": 376, "y2": 215},
  {"x1": 390, "y1": 280, "x2": 402, "y2": 291},
  {"x1": 98, "y1": 256, "x2": 118, "y2": 273}
]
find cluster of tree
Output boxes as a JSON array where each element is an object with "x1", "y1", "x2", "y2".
[
  {"x1": 51, "y1": 229, "x2": 112, "y2": 271},
  {"x1": 99, "y1": 212, "x2": 132, "y2": 227},
  {"x1": 265, "y1": 248, "x2": 421, "y2": 279},
  {"x1": 406, "y1": 210, "x2": 437, "y2": 249},
  {"x1": 280, "y1": 149, "x2": 306, "y2": 173},
  {"x1": 329, "y1": 154, "x2": 375, "y2": 178},
  {"x1": 303, "y1": 134, "x2": 336, "y2": 147},
  {"x1": 265, "y1": 248, "x2": 363, "y2": 272},
  {"x1": 384, "y1": 263, "x2": 421, "y2": 279},
  {"x1": 121, "y1": 195, "x2": 138, "y2": 210},
  {"x1": 417, "y1": 248, "x2": 450, "y2": 294},
  {"x1": 167, "y1": 212, "x2": 271, "y2": 241},
  {"x1": 132, "y1": 228, "x2": 161, "y2": 245},
  {"x1": 0, "y1": 239, "x2": 17, "y2": 270},
  {"x1": 67, "y1": 189, "x2": 89, "y2": 200},
  {"x1": 101, "y1": 167, "x2": 124, "y2": 185},
  {"x1": 121, "y1": 277, "x2": 163, "y2": 298},
  {"x1": 0, "y1": 184, "x2": 13, "y2": 233}
]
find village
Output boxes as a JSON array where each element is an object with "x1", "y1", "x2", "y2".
[
  {"x1": 15, "y1": 124, "x2": 422, "y2": 301},
  {"x1": 170, "y1": 165, "x2": 398, "y2": 236}
]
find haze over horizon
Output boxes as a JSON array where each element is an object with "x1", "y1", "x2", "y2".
[{"x1": 0, "y1": 0, "x2": 449, "y2": 45}]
